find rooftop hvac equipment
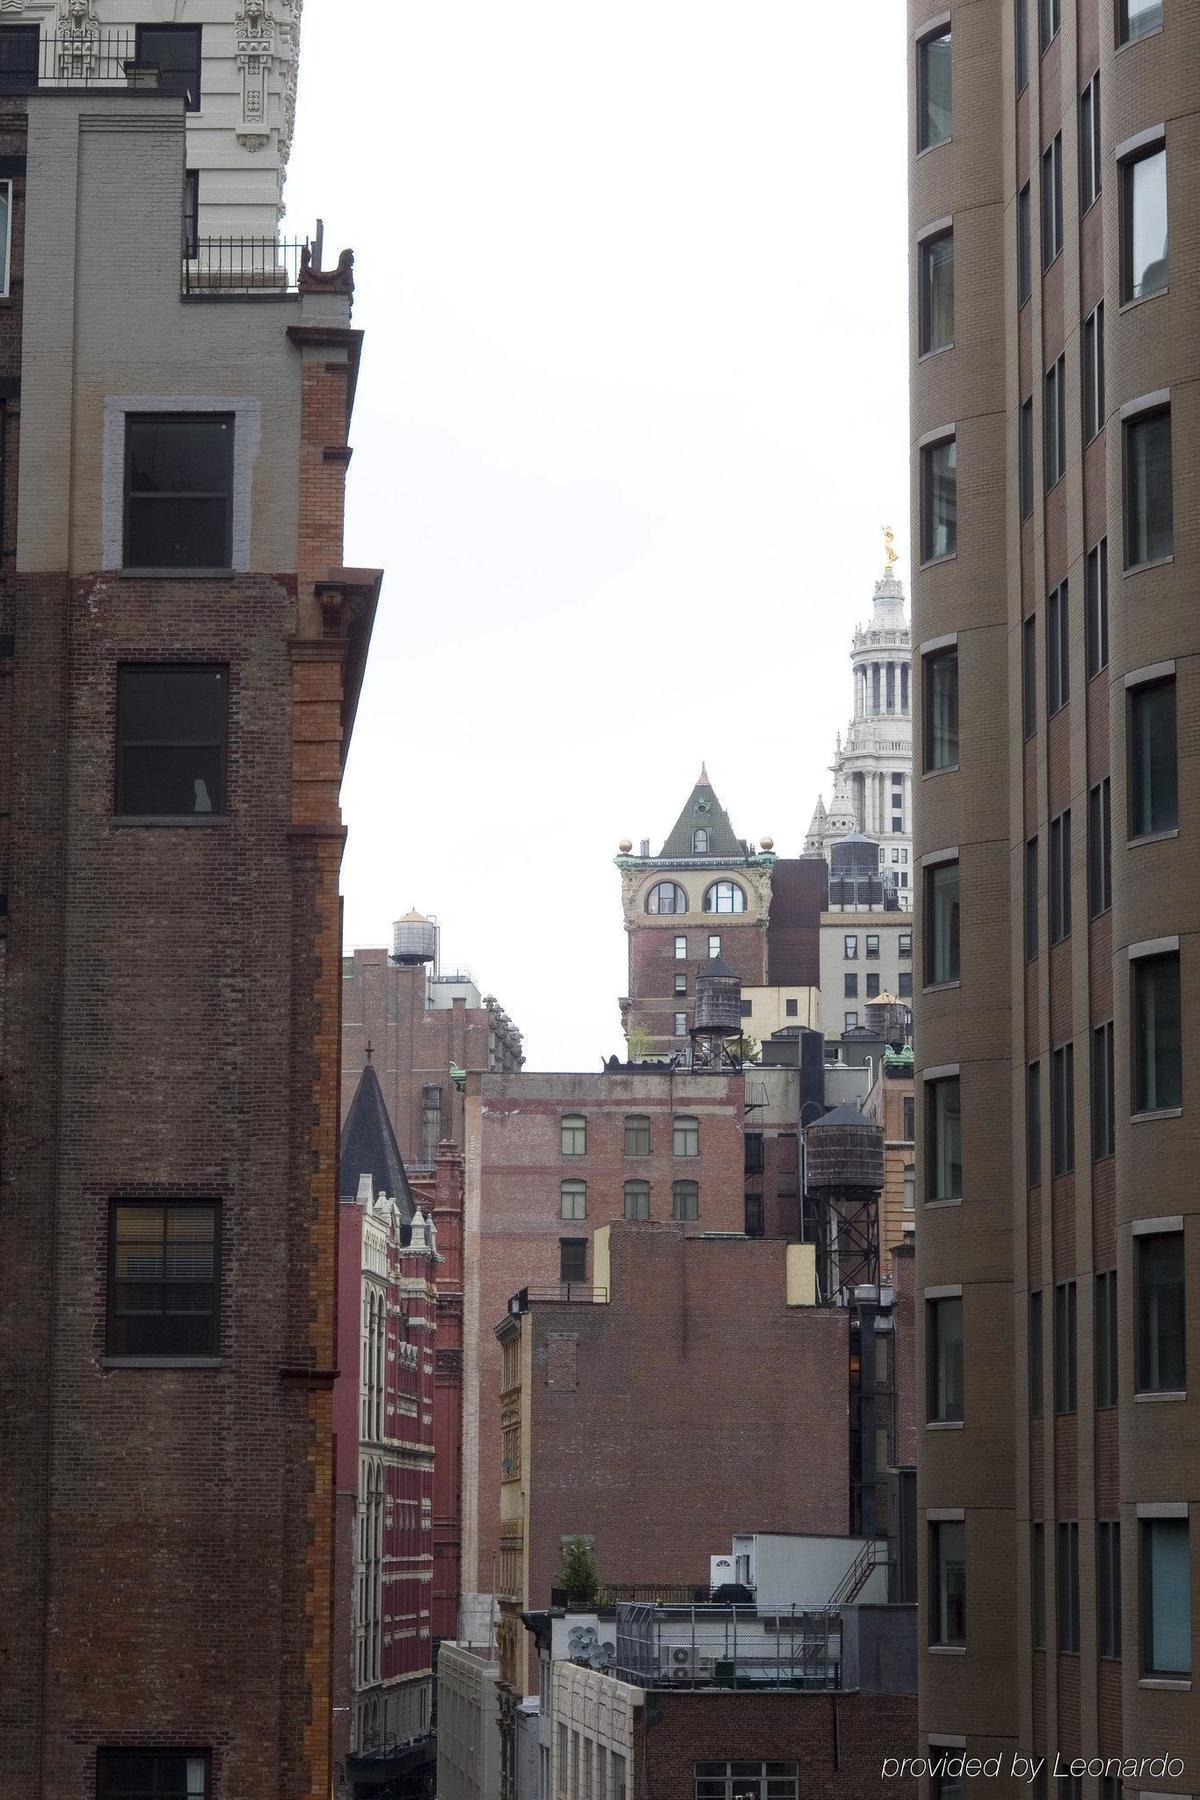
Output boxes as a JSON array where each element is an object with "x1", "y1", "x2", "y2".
[{"x1": 391, "y1": 909, "x2": 438, "y2": 967}]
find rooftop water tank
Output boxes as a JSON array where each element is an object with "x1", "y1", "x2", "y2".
[
  {"x1": 830, "y1": 833, "x2": 881, "y2": 880},
  {"x1": 804, "y1": 1103, "x2": 885, "y2": 1195},
  {"x1": 391, "y1": 908, "x2": 439, "y2": 966},
  {"x1": 692, "y1": 956, "x2": 743, "y2": 1036}
]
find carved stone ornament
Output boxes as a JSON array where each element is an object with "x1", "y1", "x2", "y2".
[
  {"x1": 235, "y1": 0, "x2": 276, "y2": 138},
  {"x1": 57, "y1": 0, "x2": 101, "y2": 77}
]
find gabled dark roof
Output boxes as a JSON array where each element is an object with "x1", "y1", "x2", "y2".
[
  {"x1": 701, "y1": 955, "x2": 740, "y2": 982},
  {"x1": 808, "y1": 1101, "x2": 874, "y2": 1130},
  {"x1": 339, "y1": 1061, "x2": 415, "y2": 1217},
  {"x1": 659, "y1": 766, "x2": 744, "y2": 859}
]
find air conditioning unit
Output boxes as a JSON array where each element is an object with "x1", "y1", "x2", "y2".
[{"x1": 662, "y1": 1647, "x2": 711, "y2": 1680}]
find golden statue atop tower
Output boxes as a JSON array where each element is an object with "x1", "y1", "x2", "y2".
[{"x1": 883, "y1": 524, "x2": 900, "y2": 568}]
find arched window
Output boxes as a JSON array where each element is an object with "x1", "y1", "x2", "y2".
[
  {"x1": 673, "y1": 1115, "x2": 699, "y2": 1157},
  {"x1": 560, "y1": 1180, "x2": 587, "y2": 1220},
  {"x1": 646, "y1": 881, "x2": 689, "y2": 914},
  {"x1": 623, "y1": 1114, "x2": 651, "y2": 1156},
  {"x1": 623, "y1": 1180, "x2": 651, "y2": 1220},
  {"x1": 693, "y1": 828, "x2": 709, "y2": 853},
  {"x1": 561, "y1": 1113, "x2": 587, "y2": 1156},
  {"x1": 703, "y1": 880, "x2": 745, "y2": 914},
  {"x1": 672, "y1": 1180, "x2": 699, "y2": 1222}
]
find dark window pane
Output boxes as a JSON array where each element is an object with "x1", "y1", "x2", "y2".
[
  {"x1": 1027, "y1": 1061, "x2": 1041, "y2": 1188},
  {"x1": 559, "y1": 1239, "x2": 587, "y2": 1284},
  {"x1": 927, "y1": 1078, "x2": 962, "y2": 1202},
  {"x1": 116, "y1": 665, "x2": 228, "y2": 818},
  {"x1": 1143, "y1": 1518, "x2": 1191, "y2": 1677},
  {"x1": 919, "y1": 31, "x2": 952, "y2": 150},
  {"x1": 1025, "y1": 836, "x2": 1039, "y2": 962},
  {"x1": 1121, "y1": 147, "x2": 1167, "y2": 303},
  {"x1": 0, "y1": 25, "x2": 38, "y2": 91},
  {"x1": 1054, "y1": 1279, "x2": 1077, "y2": 1413},
  {"x1": 127, "y1": 417, "x2": 230, "y2": 495},
  {"x1": 1015, "y1": 0, "x2": 1029, "y2": 90},
  {"x1": 1020, "y1": 397, "x2": 1034, "y2": 518},
  {"x1": 927, "y1": 1295, "x2": 964, "y2": 1422},
  {"x1": 124, "y1": 415, "x2": 233, "y2": 569},
  {"x1": 1085, "y1": 539, "x2": 1108, "y2": 678},
  {"x1": 1029, "y1": 1289, "x2": 1043, "y2": 1416},
  {"x1": 1052, "y1": 1042, "x2": 1075, "y2": 1176},
  {"x1": 922, "y1": 440, "x2": 957, "y2": 561},
  {"x1": 107, "y1": 1202, "x2": 218, "y2": 1357},
  {"x1": 1022, "y1": 614, "x2": 1037, "y2": 738},
  {"x1": 926, "y1": 862, "x2": 960, "y2": 985},
  {"x1": 1129, "y1": 678, "x2": 1177, "y2": 837},
  {"x1": 1017, "y1": 185, "x2": 1032, "y2": 305},
  {"x1": 1125, "y1": 407, "x2": 1173, "y2": 566},
  {"x1": 1133, "y1": 954, "x2": 1181, "y2": 1115},
  {"x1": 1137, "y1": 1232, "x2": 1185, "y2": 1392},
  {"x1": 1119, "y1": 0, "x2": 1163, "y2": 41},
  {"x1": 920, "y1": 231, "x2": 954, "y2": 355},
  {"x1": 136, "y1": 26, "x2": 203, "y2": 110},
  {"x1": 924, "y1": 648, "x2": 959, "y2": 770}
]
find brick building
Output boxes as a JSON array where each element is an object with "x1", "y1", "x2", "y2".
[
  {"x1": 864, "y1": 1046, "x2": 917, "y2": 1272},
  {"x1": 342, "y1": 912, "x2": 523, "y2": 1165},
  {"x1": 616, "y1": 768, "x2": 827, "y2": 1056},
  {"x1": 0, "y1": 33, "x2": 379, "y2": 1800},
  {"x1": 334, "y1": 1064, "x2": 439, "y2": 1797},
  {"x1": 909, "y1": 0, "x2": 1200, "y2": 1791},
  {"x1": 409, "y1": 1143, "x2": 468, "y2": 1648},
  {"x1": 459, "y1": 1069, "x2": 749, "y2": 1616}
]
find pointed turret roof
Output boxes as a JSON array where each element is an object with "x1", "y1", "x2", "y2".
[
  {"x1": 340, "y1": 1061, "x2": 415, "y2": 1216},
  {"x1": 660, "y1": 768, "x2": 744, "y2": 858}
]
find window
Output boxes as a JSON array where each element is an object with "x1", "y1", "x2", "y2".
[
  {"x1": 1042, "y1": 135, "x2": 1064, "y2": 267},
  {"x1": 692, "y1": 827, "x2": 708, "y2": 853},
  {"x1": 1128, "y1": 675, "x2": 1177, "y2": 836},
  {"x1": 107, "y1": 1201, "x2": 219, "y2": 1357},
  {"x1": 647, "y1": 882, "x2": 688, "y2": 914},
  {"x1": 1054, "y1": 1278, "x2": 1077, "y2": 1413},
  {"x1": 98, "y1": 1752, "x2": 210, "y2": 1800},
  {"x1": 927, "y1": 1294, "x2": 964, "y2": 1422},
  {"x1": 866, "y1": 934, "x2": 880, "y2": 959},
  {"x1": 844, "y1": 973, "x2": 859, "y2": 998},
  {"x1": 421, "y1": 1084, "x2": 443, "y2": 1164},
  {"x1": 930, "y1": 1518, "x2": 966, "y2": 1645},
  {"x1": 1027, "y1": 1062, "x2": 1041, "y2": 1188},
  {"x1": 1098, "y1": 1520, "x2": 1122, "y2": 1657},
  {"x1": 739, "y1": 998, "x2": 753, "y2": 1019},
  {"x1": 1051, "y1": 1042, "x2": 1075, "y2": 1175},
  {"x1": 844, "y1": 1011, "x2": 859, "y2": 1031},
  {"x1": 675, "y1": 935, "x2": 687, "y2": 959},
  {"x1": 924, "y1": 646, "x2": 959, "y2": 771},
  {"x1": 707, "y1": 934, "x2": 721, "y2": 958},
  {"x1": 1044, "y1": 358, "x2": 1067, "y2": 491},
  {"x1": 1096, "y1": 1269, "x2": 1118, "y2": 1407},
  {"x1": 1057, "y1": 1521, "x2": 1080, "y2": 1652},
  {"x1": 693, "y1": 1764, "x2": 798, "y2": 1800},
  {"x1": 1015, "y1": 0, "x2": 1029, "y2": 90},
  {"x1": 1024, "y1": 836, "x2": 1039, "y2": 962},
  {"x1": 623, "y1": 1180, "x2": 650, "y2": 1221},
  {"x1": 561, "y1": 1114, "x2": 587, "y2": 1156},
  {"x1": 1046, "y1": 583, "x2": 1069, "y2": 714},
  {"x1": 1085, "y1": 538, "x2": 1109, "y2": 677},
  {"x1": 560, "y1": 1180, "x2": 587, "y2": 1220},
  {"x1": 1133, "y1": 951, "x2": 1182, "y2": 1114},
  {"x1": 866, "y1": 972, "x2": 881, "y2": 999},
  {"x1": 1136, "y1": 1230, "x2": 1185, "y2": 1391},
  {"x1": 844, "y1": 934, "x2": 858, "y2": 960},
  {"x1": 136, "y1": 24, "x2": 203, "y2": 109},
  {"x1": 1081, "y1": 303, "x2": 1105, "y2": 447},
  {"x1": 124, "y1": 414, "x2": 233, "y2": 570},
  {"x1": 1032, "y1": 1523, "x2": 1045, "y2": 1647},
  {"x1": 1125, "y1": 406, "x2": 1173, "y2": 566},
  {"x1": 1019, "y1": 396, "x2": 1034, "y2": 519},
  {"x1": 1088, "y1": 779, "x2": 1112, "y2": 917},
  {"x1": 918, "y1": 28, "x2": 952, "y2": 151},
  {"x1": 899, "y1": 931, "x2": 912, "y2": 958},
  {"x1": 559, "y1": 1239, "x2": 587, "y2": 1285},
  {"x1": 674, "y1": 1012, "x2": 687, "y2": 1037},
  {"x1": 919, "y1": 230, "x2": 954, "y2": 355},
  {"x1": 1029, "y1": 1289, "x2": 1044, "y2": 1417},
  {"x1": 921, "y1": 438, "x2": 957, "y2": 562},
  {"x1": 1080, "y1": 75, "x2": 1102, "y2": 212},
  {"x1": 1143, "y1": 1516, "x2": 1191, "y2": 1676},
  {"x1": 1017, "y1": 183, "x2": 1032, "y2": 306},
  {"x1": 0, "y1": 24, "x2": 38, "y2": 92},
  {"x1": 675, "y1": 972, "x2": 687, "y2": 995},
  {"x1": 1039, "y1": 0, "x2": 1060, "y2": 50},
  {"x1": 1049, "y1": 811, "x2": 1071, "y2": 944},
  {"x1": 672, "y1": 1180, "x2": 699, "y2": 1222},
  {"x1": 115, "y1": 664, "x2": 228, "y2": 820},
  {"x1": 1022, "y1": 614, "x2": 1037, "y2": 739},
  {"x1": 703, "y1": 880, "x2": 745, "y2": 914},
  {"x1": 1119, "y1": 0, "x2": 1163, "y2": 43},
  {"x1": 927, "y1": 1077, "x2": 961, "y2": 1202},
  {"x1": 624, "y1": 1114, "x2": 650, "y2": 1156},
  {"x1": 899, "y1": 971, "x2": 913, "y2": 998},
  {"x1": 926, "y1": 860, "x2": 960, "y2": 985},
  {"x1": 903, "y1": 1096, "x2": 915, "y2": 1140},
  {"x1": 183, "y1": 169, "x2": 199, "y2": 260},
  {"x1": 1121, "y1": 143, "x2": 1168, "y2": 302},
  {"x1": 744, "y1": 1132, "x2": 764, "y2": 1175},
  {"x1": 673, "y1": 1115, "x2": 699, "y2": 1157},
  {"x1": 1092, "y1": 1021, "x2": 1115, "y2": 1160},
  {"x1": 785, "y1": 997, "x2": 798, "y2": 1018},
  {"x1": 613, "y1": 1754, "x2": 627, "y2": 1800}
]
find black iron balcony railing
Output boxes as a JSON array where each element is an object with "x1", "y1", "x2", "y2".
[
  {"x1": 182, "y1": 239, "x2": 306, "y2": 299},
  {"x1": 0, "y1": 30, "x2": 139, "y2": 91}
]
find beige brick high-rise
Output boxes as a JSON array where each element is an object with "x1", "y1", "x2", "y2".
[{"x1": 909, "y1": 0, "x2": 1198, "y2": 1793}]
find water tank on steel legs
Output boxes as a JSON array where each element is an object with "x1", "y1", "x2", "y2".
[
  {"x1": 391, "y1": 908, "x2": 439, "y2": 967},
  {"x1": 804, "y1": 1102, "x2": 885, "y2": 1197},
  {"x1": 829, "y1": 833, "x2": 881, "y2": 882},
  {"x1": 692, "y1": 956, "x2": 743, "y2": 1037}
]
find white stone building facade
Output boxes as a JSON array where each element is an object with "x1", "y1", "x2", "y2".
[{"x1": 805, "y1": 562, "x2": 914, "y2": 899}]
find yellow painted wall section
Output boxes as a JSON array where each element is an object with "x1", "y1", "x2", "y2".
[{"x1": 786, "y1": 1241, "x2": 817, "y2": 1307}]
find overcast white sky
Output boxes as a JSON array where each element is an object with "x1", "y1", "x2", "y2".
[{"x1": 284, "y1": 1, "x2": 910, "y2": 1072}]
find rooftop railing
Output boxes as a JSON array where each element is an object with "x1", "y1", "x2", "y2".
[
  {"x1": 0, "y1": 31, "x2": 145, "y2": 91},
  {"x1": 613, "y1": 1602, "x2": 844, "y2": 1692},
  {"x1": 182, "y1": 238, "x2": 306, "y2": 299}
]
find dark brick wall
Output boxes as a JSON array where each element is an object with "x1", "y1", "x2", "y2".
[
  {"x1": 767, "y1": 856, "x2": 828, "y2": 987},
  {"x1": 523, "y1": 1223, "x2": 850, "y2": 1610},
  {"x1": 640, "y1": 1688, "x2": 918, "y2": 1799}
]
